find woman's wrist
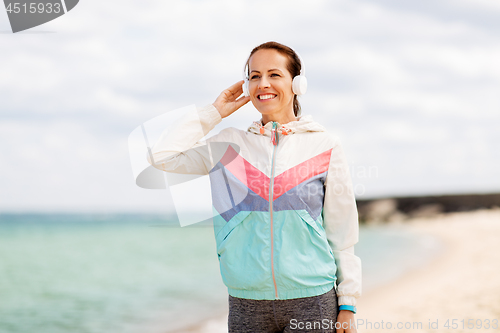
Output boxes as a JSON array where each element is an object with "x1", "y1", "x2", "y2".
[{"x1": 212, "y1": 102, "x2": 224, "y2": 118}]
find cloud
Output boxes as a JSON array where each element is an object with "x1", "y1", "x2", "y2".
[{"x1": 1, "y1": 0, "x2": 499, "y2": 211}]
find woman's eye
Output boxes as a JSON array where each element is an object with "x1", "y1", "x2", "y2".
[
  {"x1": 250, "y1": 75, "x2": 259, "y2": 80},
  {"x1": 271, "y1": 73, "x2": 280, "y2": 77}
]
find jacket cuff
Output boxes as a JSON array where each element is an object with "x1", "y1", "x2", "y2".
[
  {"x1": 338, "y1": 295, "x2": 357, "y2": 307},
  {"x1": 204, "y1": 104, "x2": 222, "y2": 127}
]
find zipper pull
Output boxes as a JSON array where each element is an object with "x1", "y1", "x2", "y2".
[{"x1": 271, "y1": 122, "x2": 279, "y2": 146}]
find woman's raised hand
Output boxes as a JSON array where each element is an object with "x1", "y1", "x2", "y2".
[{"x1": 213, "y1": 80, "x2": 251, "y2": 119}]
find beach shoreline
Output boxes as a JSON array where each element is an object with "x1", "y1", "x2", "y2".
[
  {"x1": 168, "y1": 208, "x2": 500, "y2": 333},
  {"x1": 357, "y1": 208, "x2": 500, "y2": 332}
]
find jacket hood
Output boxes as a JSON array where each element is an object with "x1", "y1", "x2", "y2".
[{"x1": 247, "y1": 114, "x2": 327, "y2": 137}]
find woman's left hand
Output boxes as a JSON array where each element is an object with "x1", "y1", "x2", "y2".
[{"x1": 336, "y1": 310, "x2": 357, "y2": 333}]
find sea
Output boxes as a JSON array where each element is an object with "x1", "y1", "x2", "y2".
[{"x1": 0, "y1": 213, "x2": 443, "y2": 333}]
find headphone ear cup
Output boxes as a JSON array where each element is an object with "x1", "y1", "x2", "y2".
[
  {"x1": 243, "y1": 79, "x2": 250, "y2": 97},
  {"x1": 292, "y1": 75, "x2": 308, "y2": 95}
]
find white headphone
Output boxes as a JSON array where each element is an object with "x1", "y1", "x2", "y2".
[{"x1": 242, "y1": 52, "x2": 307, "y2": 97}]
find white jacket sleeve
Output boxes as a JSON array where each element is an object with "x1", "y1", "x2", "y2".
[
  {"x1": 146, "y1": 104, "x2": 222, "y2": 174},
  {"x1": 322, "y1": 139, "x2": 362, "y2": 307}
]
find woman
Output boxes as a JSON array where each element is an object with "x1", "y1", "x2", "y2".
[{"x1": 148, "y1": 41, "x2": 361, "y2": 333}]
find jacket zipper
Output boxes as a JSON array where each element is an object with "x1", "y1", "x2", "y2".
[{"x1": 269, "y1": 122, "x2": 279, "y2": 299}]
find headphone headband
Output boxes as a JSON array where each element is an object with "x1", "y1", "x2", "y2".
[{"x1": 296, "y1": 52, "x2": 306, "y2": 77}]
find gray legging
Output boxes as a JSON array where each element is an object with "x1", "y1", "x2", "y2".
[{"x1": 228, "y1": 287, "x2": 339, "y2": 333}]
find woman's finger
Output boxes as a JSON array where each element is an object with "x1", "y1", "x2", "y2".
[
  {"x1": 234, "y1": 95, "x2": 250, "y2": 109},
  {"x1": 226, "y1": 80, "x2": 245, "y2": 95}
]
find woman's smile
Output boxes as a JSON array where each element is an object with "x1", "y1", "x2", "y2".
[{"x1": 257, "y1": 94, "x2": 277, "y2": 101}]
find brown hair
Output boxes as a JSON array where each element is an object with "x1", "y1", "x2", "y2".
[{"x1": 245, "y1": 41, "x2": 302, "y2": 117}]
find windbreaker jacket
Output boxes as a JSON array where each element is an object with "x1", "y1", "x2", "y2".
[{"x1": 147, "y1": 104, "x2": 362, "y2": 306}]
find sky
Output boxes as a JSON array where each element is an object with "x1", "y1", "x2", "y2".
[{"x1": 1, "y1": 0, "x2": 499, "y2": 213}]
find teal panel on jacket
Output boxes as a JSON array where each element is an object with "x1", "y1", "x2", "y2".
[
  {"x1": 216, "y1": 211, "x2": 274, "y2": 294},
  {"x1": 213, "y1": 209, "x2": 337, "y2": 300}
]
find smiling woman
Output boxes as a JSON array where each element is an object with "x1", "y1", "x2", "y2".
[{"x1": 147, "y1": 41, "x2": 361, "y2": 333}]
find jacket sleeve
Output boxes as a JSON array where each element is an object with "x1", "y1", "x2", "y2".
[
  {"x1": 146, "y1": 104, "x2": 223, "y2": 174},
  {"x1": 322, "y1": 138, "x2": 362, "y2": 307}
]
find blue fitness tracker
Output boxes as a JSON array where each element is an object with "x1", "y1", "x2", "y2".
[{"x1": 339, "y1": 305, "x2": 357, "y2": 314}]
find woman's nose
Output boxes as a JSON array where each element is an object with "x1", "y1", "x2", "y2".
[{"x1": 258, "y1": 77, "x2": 270, "y2": 89}]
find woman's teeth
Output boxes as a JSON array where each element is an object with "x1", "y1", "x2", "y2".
[{"x1": 258, "y1": 94, "x2": 276, "y2": 100}]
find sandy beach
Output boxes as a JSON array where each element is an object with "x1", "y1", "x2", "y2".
[
  {"x1": 357, "y1": 208, "x2": 500, "y2": 333},
  {"x1": 174, "y1": 208, "x2": 500, "y2": 333}
]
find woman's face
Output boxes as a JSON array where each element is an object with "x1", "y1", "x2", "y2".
[{"x1": 247, "y1": 49, "x2": 295, "y2": 118}]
